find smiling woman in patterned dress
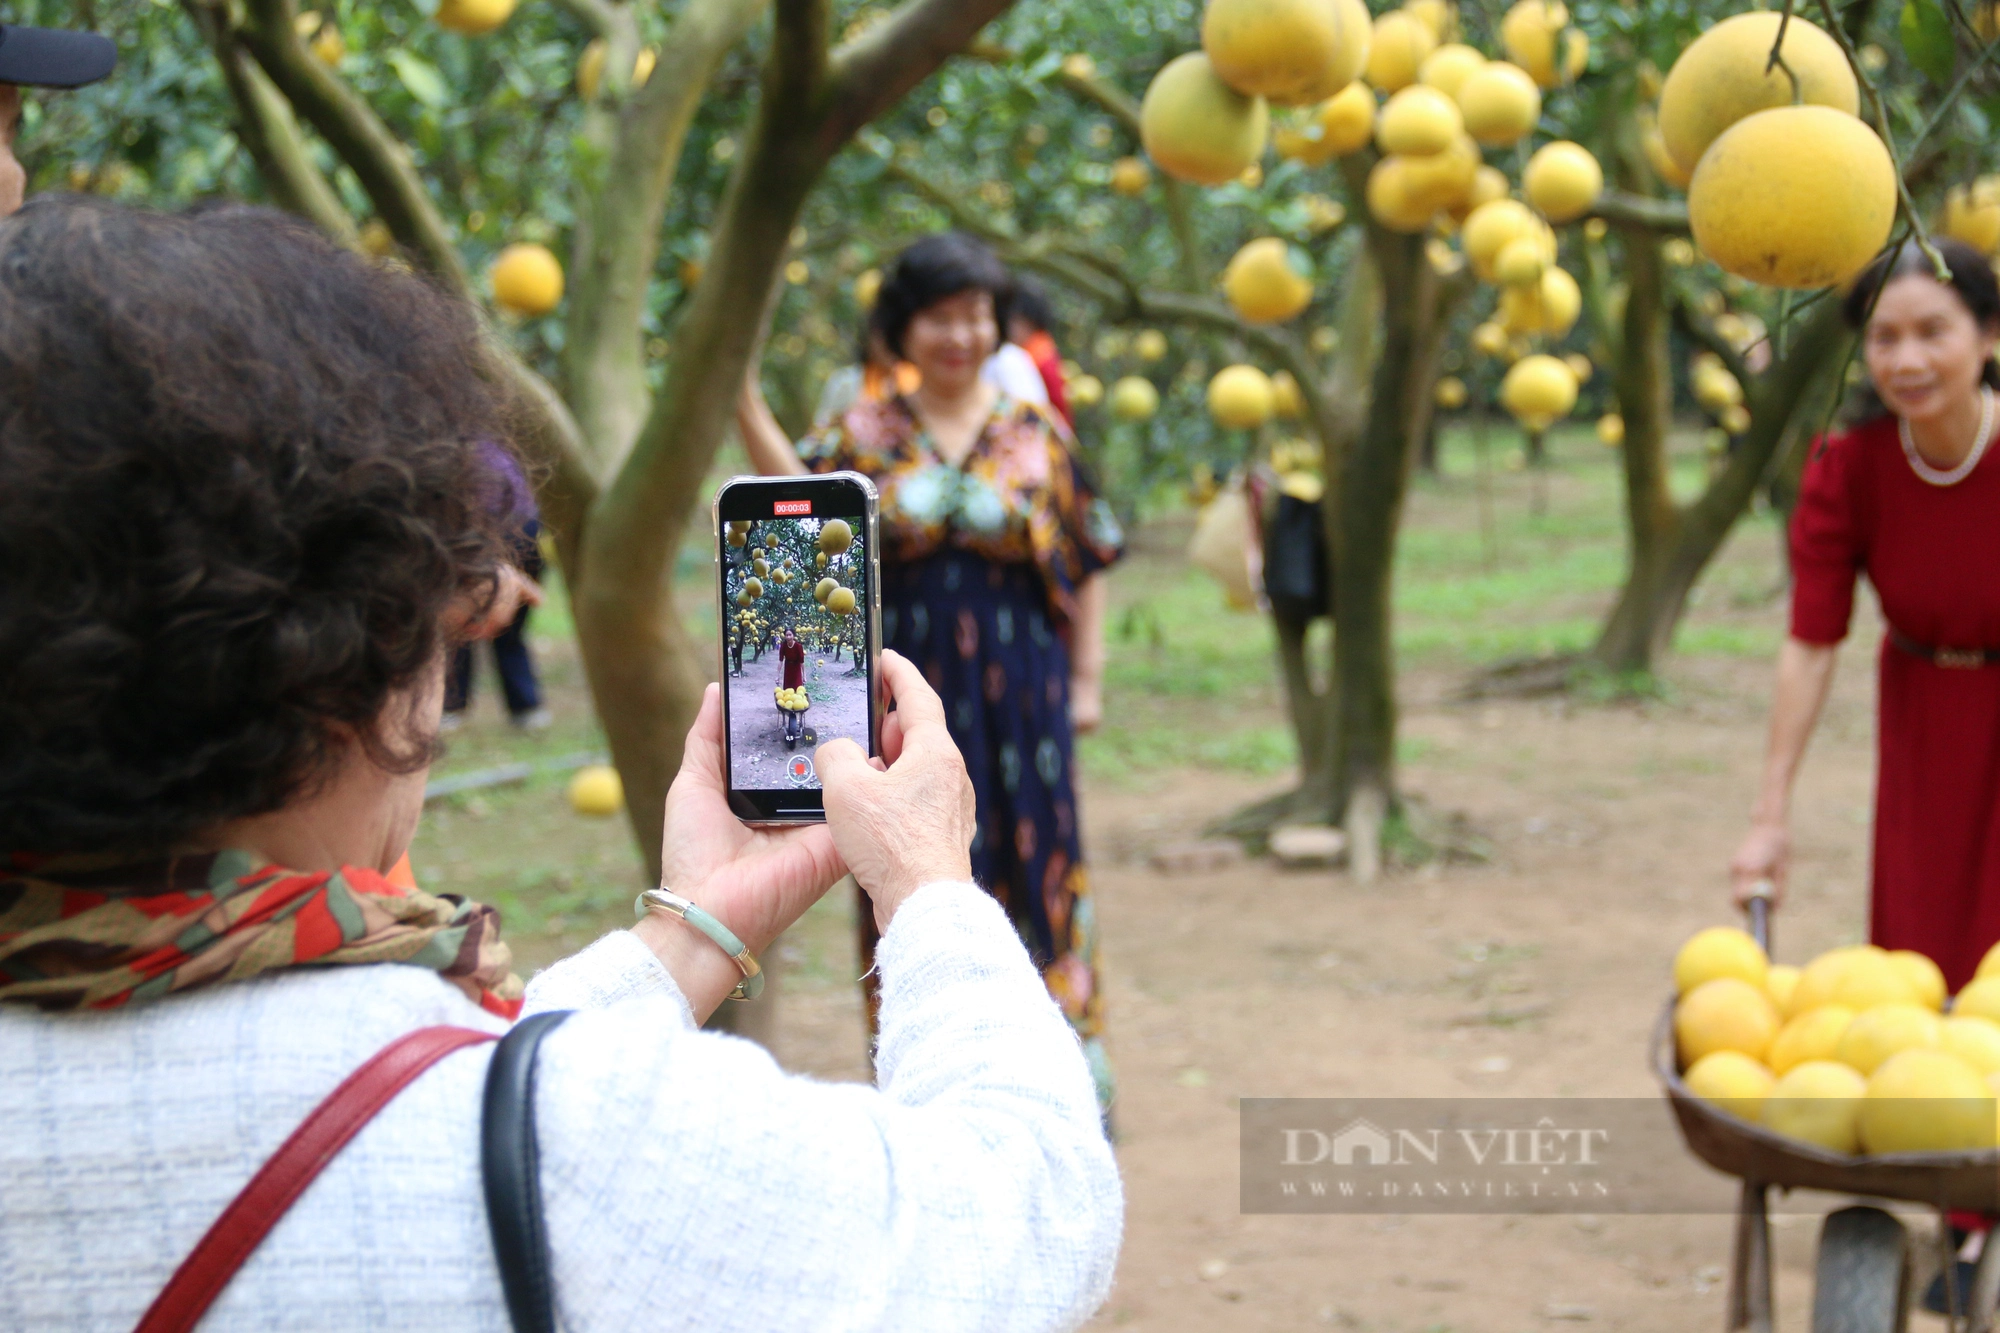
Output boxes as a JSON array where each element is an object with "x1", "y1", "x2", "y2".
[{"x1": 738, "y1": 233, "x2": 1125, "y2": 1117}]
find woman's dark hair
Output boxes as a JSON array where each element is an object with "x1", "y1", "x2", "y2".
[
  {"x1": 1009, "y1": 274, "x2": 1058, "y2": 339},
  {"x1": 0, "y1": 197, "x2": 517, "y2": 853},
  {"x1": 1840, "y1": 237, "x2": 2000, "y2": 421},
  {"x1": 873, "y1": 231, "x2": 1014, "y2": 357}
]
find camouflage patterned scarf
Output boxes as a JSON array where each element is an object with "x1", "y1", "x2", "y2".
[{"x1": 0, "y1": 849, "x2": 523, "y2": 1018}]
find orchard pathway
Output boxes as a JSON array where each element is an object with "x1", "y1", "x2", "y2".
[{"x1": 725, "y1": 641, "x2": 870, "y2": 789}]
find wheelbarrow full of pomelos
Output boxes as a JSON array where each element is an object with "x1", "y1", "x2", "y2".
[
  {"x1": 1658, "y1": 891, "x2": 2000, "y2": 1333},
  {"x1": 774, "y1": 686, "x2": 809, "y2": 750}
]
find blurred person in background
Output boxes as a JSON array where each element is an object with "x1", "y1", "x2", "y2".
[
  {"x1": 737, "y1": 231, "x2": 1125, "y2": 1124},
  {"x1": 444, "y1": 441, "x2": 549, "y2": 731}
]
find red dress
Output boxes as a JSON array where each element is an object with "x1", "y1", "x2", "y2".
[
  {"x1": 1791, "y1": 415, "x2": 2000, "y2": 989},
  {"x1": 779, "y1": 637, "x2": 805, "y2": 690}
]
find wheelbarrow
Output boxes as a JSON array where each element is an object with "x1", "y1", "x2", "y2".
[
  {"x1": 1656, "y1": 888, "x2": 2000, "y2": 1332},
  {"x1": 775, "y1": 692, "x2": 809, "y2": 750}
]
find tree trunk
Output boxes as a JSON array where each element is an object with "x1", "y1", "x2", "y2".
[
  {"x1": 1328, "y1": 227, "x2": 1438, "y2": 876},
  {"x1": 1591, "y1": 281, "x2": 1852, "y2": 676}
]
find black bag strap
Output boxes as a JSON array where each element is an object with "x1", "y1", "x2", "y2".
[{"x1": 482, "y1": 1009, "x2": 573, "y2": 1333}]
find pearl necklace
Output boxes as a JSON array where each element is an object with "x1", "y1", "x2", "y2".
[{"x1": 1900, "y1": 386, "x2": 1996, "y2": 487}]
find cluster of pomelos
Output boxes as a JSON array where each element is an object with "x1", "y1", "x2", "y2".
[
  {"x1": 1674, "y1": 927, "x2": 2000, "y2": 1156},
  {"x1": 1651, "y1": 13, "x2": 1895, "y2": 290},
  {"x1": 774, "y1": 686, "x2": 810, "y2": 712}
]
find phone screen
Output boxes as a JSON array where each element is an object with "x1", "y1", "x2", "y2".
[{"x1": 716, "y1": 475, "x2": 877, "y2": 820}]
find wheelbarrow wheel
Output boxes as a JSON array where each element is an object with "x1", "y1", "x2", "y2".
[{"x1": 1813, "y1": 1205, "x2": 1911, "y2": 1333}]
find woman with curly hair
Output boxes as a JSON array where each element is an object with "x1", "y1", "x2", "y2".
[{"x1": 0, "y1": 199, "x2": 1119, "y2": 1330}]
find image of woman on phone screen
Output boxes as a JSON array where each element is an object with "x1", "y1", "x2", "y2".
[{"x1": 737, "y1": 232, "x2": 1124, "y2": 1119}]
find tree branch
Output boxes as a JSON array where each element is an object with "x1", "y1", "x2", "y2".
[
  {"x1": 822, "y1": 0, "x2": 1015, "y2": 143},
  {"x1": 237, "y1": 0, "x2": 471, "y2": 296},
  {"x1": 182, "y1": 0, "x2": 356, "y2": 245},
  {"x1": 1670, "y1": 297, "x2": 1753, "y2": 388},
  {"x1": 1588, "y1": 189, "x2": 1690, "y2": 234},
  {"x1": 561, "y1": 0, "x2": 770, "y2": 470}
]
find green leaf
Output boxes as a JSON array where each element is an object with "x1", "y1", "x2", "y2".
[
  {"x1": 386, "y1": 49, "x2": 448, "y2": 108},
  {"x1": 1900, "y1": 0, "x2": 1957, "y2": 86}
]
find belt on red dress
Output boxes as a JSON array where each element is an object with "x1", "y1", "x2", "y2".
[{"x1": 1887, "y1": 626, "x2": 2000, "y2": 668}]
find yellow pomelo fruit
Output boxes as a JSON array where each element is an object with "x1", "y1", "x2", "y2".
[
  {"x1": 818, "y1": 518, "x2": 853, "y2": 555},
  {"x1": 1976, "y1": 938, "x2": 2000, "y2": 980},
  {"x1": 1270, "y1": 371, "x2": 1306, "y2": 418},
  {"x1": 1498, "y1": 267, "x2": 1580, "y2": 339},
  {"x1": 1470, "y1": 321, "x2": 1509, "y2": 358},
  {"x1": 1426, "y1": 238, "x2": 1465, "y2": 276},
  {"x1": 1684, "y1": 1050, "x2": 1776, "y2": 1121},
  {"x1": 1109, "y1": 376, "x2": 1161, "y2": 422},
  {"x1": 1859, "y1": 1049, "x2": 1996, "y2": 1154},
  {"x1": 1563, "y1": 353, "x2": 1593, "y2": 384},
  {"x1": 752, "y1": 557, "x2": 769, "y2": 577},
  {"x1": 1419, "y1": 43, "x2": 1485, "y2": 99},
  {"x1": 1455, "y1": 61, "x2": 1540, "y2": 147},
  {"x1": 1452, "y1": 165, "x2": 1511, "y2": 221},
  {"x1": 1070, "y1": 375, "x2": 1104, "y2": 407},
  {"x1": 1595, "y1": 413, "x2": 1624, "y2": 446},
  {"x1": 1834, "y1": 1002, "x2": 1942, "y2": 1076},
  {"x1": 1224, "y1": 238, "x2": 1314, "y2": 323},
  {"x1": 435, "y1": 0, "x2": 516, "y2": 35},
  {"x1": 813, "y1": 577, "x2": 836, "y2": 603},
  {"x1": 1524, "y1": 141, "x2": 1602, "y2": 223},
  {"x1": 1377, "y1": 85, "x2": 1463, "y2": 156},
  {"x1": 1296, "y1": 0, "x2": 1374, "y2": 102},
  {"x1": 1658, "y1": 12, "x2": 1858, "y2": 179},
  {"x1": 577, "y1": 39, "x2": 655, "y2": 100},
  {"x1": 1461, "y1": 198, "x2": 1539, "y2": 280},
  {"x1": 1792, "y1": 946, "x2": 1874, "y2": 1012},
  {"x1": 567, "y1": 765, "x2": 624, "y2": 817},
  {"x1": 311, "y1": 25, "x2": 346, "y2": 66},
  {"x1": 1762, "y1": 1060, "x2": 1866, "y2": 1154},
  {"x1": 1141, "y1": 53, "x2": 1271, "y2": 186},
  {"x1": 1936, "y1": 176, "x2": 2000, "y2": 252},
  {"x1": 1769, "y1": 1005, "x2": 1855, "y2": 1076},
  {"x1": 1208, "y1": 364, "x2": 1276, "y2": 429},
  {"x1": 1313, "y1": 81, "x2": 1379, "y2": 159},
  {"x1": 1403, "y1": 0, "x2": 1454, "y2": 40},
  {"x1": 1493, "y1": 236, "x2": 1547, "y2": 287},
  {"x1": 1434, "y1": 375, "x2": 1468, "y2": 408},
  {"x1": 1110, "y1": 156, "x2": 1152, "y2": 196},
  {"x1": 826, "y1": 587, "x2": 858, "y2": 616},
  {"x1": 1365, "y1": 11, "x2": 1435, "y2": 92},
  {"x1": 359, "y1": 218, "x2": 396, "y2": 259},
  {"x1": 1641, "y1": 112, "x2": 1692, "y2": 191},
  {"x1": 1690, "y1": 106, "x2": 1895, "y2": 291},
  {"x1": 743, "y1": 577, "x2": 763, "y2": 599},
  {"x1": 491, "y1": 243, "x2": 564, "y2": 316},
  {"x1": 1399, "y1": 135, "x2": 1480, "y2": 212},
  {"x1": 1204, "y1": 0, "x2": 1360, "y2": 106},
  {"x1": 1766, "y1": 963, "x2": 1802, "y2": 1017},
  {"x1": 1500, "y1": 353, "x2": 1580, "y2": 433},
  {"x1": 1499, "y1": 0, "x2": 1573, "y2": 89},
  {"x1": 1889, "y1": 951, "x2": 1947, "y2": 1011},
  {"x1": 1829, "y1": 948, "x2": 1922, "y2": 1011},
  {"x1": 1134, "y1": 330, "x2": 1170, "y2": 361},
  {"x1": 1954, "y1": 976, "x2": 2000, "y2": 1025},
  {"x1": 1943, "y1": 1016, "x2": 2000, "y2": 1076},
  {"x1": 1365, "y1": 156, "x2": 1438, "y2": 233},
  {"x1": 1691, "y1": 361, "x2": 1743, "y2": 411}
]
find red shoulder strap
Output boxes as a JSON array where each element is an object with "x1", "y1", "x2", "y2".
[{"x1": 134, "y1": 1024, "x2": 499, "y2": 1333}]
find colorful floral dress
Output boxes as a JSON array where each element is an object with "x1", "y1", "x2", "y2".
[{"x1": 799, "y1": 393, "x2": 1124, "y2": 1107}]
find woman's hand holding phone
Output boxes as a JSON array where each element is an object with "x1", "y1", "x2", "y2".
[{"x1": 817, "y1": 650, "x2": 977, "y2": 933}]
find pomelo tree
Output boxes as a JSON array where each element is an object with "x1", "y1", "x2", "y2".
[{"x1": 24, "y1": 0, "x2": 1024, "y2": 876}]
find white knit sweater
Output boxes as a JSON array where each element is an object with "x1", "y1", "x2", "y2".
[{"x1": 0, "y1": 881, "x2": 1122, "y2": 1331}]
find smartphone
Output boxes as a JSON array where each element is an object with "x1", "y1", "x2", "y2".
[{"x1": 714, "y1": 472, "x2": 882, "y2": 823}]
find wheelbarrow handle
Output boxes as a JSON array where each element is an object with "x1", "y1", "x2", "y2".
[{"x1": 1743, "y1": 880, "x2": 1774, "y2": 957}]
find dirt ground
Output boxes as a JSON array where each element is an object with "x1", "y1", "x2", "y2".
[
  {"x1": 725, "y1": 644, "x2": 870, "y2": 789},
  {"x1": 758, "y1": 605, "x2": 1899, "y2": 1333}
]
